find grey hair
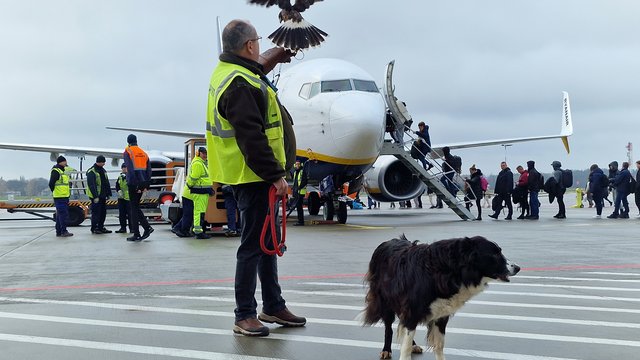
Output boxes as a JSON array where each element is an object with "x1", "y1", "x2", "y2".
[{"x1": 222, "y1": 20, "x2": 255, "y2": 54}]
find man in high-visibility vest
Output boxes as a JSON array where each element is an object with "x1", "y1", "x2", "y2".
[
  {"x1": 186, "y1": 147, "x2": 213, "y2": 239},
  {"x1": 292, "y1": 160, "x2": 307, "y2": 226},
  {"x1": 206, "y1": 20, "x2": 303, "y2": 337},
  {"x1": 48, "y1": 155, "x2": 73, "y2": 237},
  {"x1": 115, "y1": 163, "x2": 131, "y2": 233},
  {"x1": 87, "y1": 155, "x2": 113, "y2": 234},
  {"x1": 123, "y1": 134, "x2": 154, "y2": 242},
  {"x1": 171, "y1": 178, "x2": 194, "y2": 238}
]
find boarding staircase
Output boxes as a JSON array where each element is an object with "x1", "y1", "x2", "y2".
[{"x1": 380, "y1": 137, "x2": 475, "y2": 221}]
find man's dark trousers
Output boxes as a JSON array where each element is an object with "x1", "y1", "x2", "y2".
[
  {"x1": 129, "y1": 186, "x2": 150, "y2": 236},
  {"x1": 295, "y1": 193, "x2": 304, "y2": 224},
  {"x1": 492, "y1": 193, "x2": 513, "y2": 218},
  {"x1": 54, "y1": 199, "x2": 69, "y2": 235},
  {"x1": 175, "y1": 197, "x2": 194, "y2": 234},
  {"x1": 556, "y1": 188, "x2": 566, "y2": 216},
  {"x1": 90, "y1": 198, "x2": 107, "y2": 231},
  {"x1": 232, "y1": 182, "x2": 286, "y2": 322},
  {"x1": 118, "y1": 198, "x2": 131, "y2": 231}
]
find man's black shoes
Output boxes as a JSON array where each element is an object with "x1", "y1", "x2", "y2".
[
  {"x1": 126, "y1": 235, "x2": 142, "y2": 242},
  {"x1": 141, "y1": 227, "x2": 154, "y2": 240}
]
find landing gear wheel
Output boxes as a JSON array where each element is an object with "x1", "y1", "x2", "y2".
[
  {"x1": 308, "y1": 192, "x2": 320, "y2": 215},
  {"x1": 337, "y1": 201, "x2": 348, "y2": 224},
  {"x1": 322, "y1": 199, "x2": 335, "y2": 221}
]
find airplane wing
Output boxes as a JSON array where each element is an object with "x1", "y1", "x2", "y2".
[
  {"x1": 0, "y1": 143, "x2": 127, "y2": 161},
  {"x1": 430, "y1": 91, "x2": 573, "y2": 154},
  {"x1": 0, "y1": 142, "x2": 184, "y2": 163},
  {"x1": 106, "y1": 126, "x2": 204, "y2": 138}
]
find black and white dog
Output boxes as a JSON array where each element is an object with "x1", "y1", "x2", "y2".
[{"x1": 363, "y1": 235, "x2": 520, "y2": 360}]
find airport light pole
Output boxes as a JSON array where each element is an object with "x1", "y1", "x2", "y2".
[{"x1": 501, "y1": 144, "x2": 512, "y2": 163}]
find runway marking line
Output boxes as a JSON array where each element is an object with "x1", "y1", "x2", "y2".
[
  {"x1": 0, "y1": 307, "x2": 637, "y2": 356},
  {"x1": 82, "y1": 292, "x2": 640, "y2": 329},
  {"x1": 1, "y1": 264, "x2": 640, "y2": 293},
  {"x1": 0, "y1": 332, "x2": 285, "y2": 360},
  {"x1": 0, "y1": 315, "x2": 584, "y2": 360}
]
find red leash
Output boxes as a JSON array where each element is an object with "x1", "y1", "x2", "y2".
[{"x1": 260, "y1": 186, "x2": 287, "y2": 257}]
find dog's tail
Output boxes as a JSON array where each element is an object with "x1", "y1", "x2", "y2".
[{"x1": 362, "y1": 285, "x2": 383, "y2": 325}]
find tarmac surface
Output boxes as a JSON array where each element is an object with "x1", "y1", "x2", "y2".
[{"x1": 0, "y1": 200, "x2": 639, "y2": 360}]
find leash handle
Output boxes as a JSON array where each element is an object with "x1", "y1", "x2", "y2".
[{"x1": 260, "y1": 186, "x2": 287, "y2": 257}]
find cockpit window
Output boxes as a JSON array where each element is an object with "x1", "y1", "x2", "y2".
[
  {"x1": 299, "y1": 83, "x2": 311, "y2": 99},
  {"x1": 310, "y1": 82, "x2": 320, "y2": 98},
  {"x1": 321, "y1": 80, "x2": 352, "y2": 93},
  {"x1": 353, "y1": 79, "x2": 379, "y2": 93}
]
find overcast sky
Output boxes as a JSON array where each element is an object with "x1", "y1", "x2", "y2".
[{"x1": 1, "y1": 0, "x2": 639, "y2": 181}]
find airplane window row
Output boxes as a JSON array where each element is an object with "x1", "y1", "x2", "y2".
[{"x1": 298, "y1": 79, "x2": 378, "y2": 100}]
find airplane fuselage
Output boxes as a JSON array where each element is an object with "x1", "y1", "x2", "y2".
[{"x1": 277, "y1": 58, "x2": 386, "y2": 183}]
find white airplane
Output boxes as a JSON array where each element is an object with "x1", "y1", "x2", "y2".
[{"x1": 0, "y1": 58, "x2": 573, "y2": 224}]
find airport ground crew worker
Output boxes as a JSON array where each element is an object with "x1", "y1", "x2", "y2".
[
  {"x1": 87, "y1": 155, "x2": 112, "y2": 234},
  {"x1": 221, "y1": 184, "x2": 240, "y2": 237},
  {"x1": 123, "y1": 134, "x2": 154, "y2": 242},
  {"x1": 171, "y1": 179, "x2": 194, "y2": 238},
  {"x1": 187, "y1": 147, "x2": 213, "y2": 239},
  {"x1": 206, "y1": 19, "x2": 305, "y2": 337},
  {"x1": 49, "y1": 155, "x2": 73, "y2": 237},
  {"x1": 115, "y1": 163, "x2": 131, "y2": 233},
  {"x1": 292, "y1": 160, "x2": 307, "y2": 226}
]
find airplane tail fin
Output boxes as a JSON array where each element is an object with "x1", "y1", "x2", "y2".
[
  {"x1": 216, "y1": 16, "x2": 223, "y2": 56},
  {"x1": 560, "y1": 91, "x2": 573, "y2": 154}
]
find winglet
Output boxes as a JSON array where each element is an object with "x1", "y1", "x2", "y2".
[
  {"x1": 561, "y1": 91, "x2": 573, "y2": 153},
  {"x1": 216, "y1": 16, "x2": 223, "y2": 56}
]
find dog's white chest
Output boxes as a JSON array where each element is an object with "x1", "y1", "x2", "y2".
[{"x1": 428, "y1": 282, "x2": 487, "y2": 320}]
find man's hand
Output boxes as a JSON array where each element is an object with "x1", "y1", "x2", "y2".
[
  {"x1": 273, "y1": 177, "x2": 289, "y2": 197},
  {"x1": 258, "y1": 47, "x2": 296, "y2": 74},
  {"x1": 92, "y1": 198, "x2": 99, "y2": 204}
]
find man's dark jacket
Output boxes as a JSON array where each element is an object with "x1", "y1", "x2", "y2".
[
  {"x1": 494, "y1": 167, "x2": 514, "y2": 195},
  {"x1": 216, "y1": 53, "x2": 296, "y2": 182},
  {"x1": 87, "y1": 164, "x2": 112, "y2": 199}
]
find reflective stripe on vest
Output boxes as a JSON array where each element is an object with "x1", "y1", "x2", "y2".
[
  {"x1": 188, "y1": 157, "x2": 212, "y2": 190},
  {"x1": 206, "y1": 61, "x2": 286, "y2": 185},
  {"x1": 52, "y1": 167, "x2": 70, "y2": 198},
  {"x1": 125, "y1": 146, "x2": 149, "y2": 170},
  {"x1": 86, "y1": 166, "x2": 102, "y2": 199},
  {"x1": 117, "y1": 174, "x2": 130, "y2": 201},
  {"x1": 294, "y1": 168, "x2": 306, "y2": 195}
]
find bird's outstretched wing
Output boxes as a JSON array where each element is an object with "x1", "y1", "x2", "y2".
[
  {"x1": 248, "y1": 0, "x2": 283, "y2": 8},
  {"x1": 248, "y1": 0, "x2": 327, "y2": 50},
  {"x1": 293, "y1": 0, "x2": 324, "y2": 12}
]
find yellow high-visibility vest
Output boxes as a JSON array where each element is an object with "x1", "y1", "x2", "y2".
[
  {"x1": 52, "y1": 167, "x2": 70, "y2": 198},
  {"x1": 206, "y1": 61, "x2": 285, "y2": 185}
]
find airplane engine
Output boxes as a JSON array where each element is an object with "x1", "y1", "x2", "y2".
[{"x1": 363, "y1": 156, "x2": 425, "y2": 203}]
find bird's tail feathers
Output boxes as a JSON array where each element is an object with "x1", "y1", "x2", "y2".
[{"x1": 268, "y1": 19, "x2": 328, "y2": 51}]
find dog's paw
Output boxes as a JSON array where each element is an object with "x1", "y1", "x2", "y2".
[
  {"x1": 380, "y1": 351, "x2": 392, "y2": 359},
  {"x1": 412, "y1": 345, "x2": 423, "y2": 354}
]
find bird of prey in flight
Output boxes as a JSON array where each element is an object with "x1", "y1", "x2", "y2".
[{"x1": 248, "y1": 0, "x2": 328, "y2": 51}]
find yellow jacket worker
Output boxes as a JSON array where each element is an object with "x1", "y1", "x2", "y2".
[
  {"x1": 186, "y1": 147, "x2": 213, "y2": 239},
  {"x1": 206, "y1": 19, "x2": 305, "y2": 337}
]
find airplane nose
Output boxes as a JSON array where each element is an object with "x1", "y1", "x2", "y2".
[{"x1": 329, "y1": 92, "x2": 386, "y2": 161}]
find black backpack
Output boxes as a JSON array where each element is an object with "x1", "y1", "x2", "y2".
[
  {"x1": 629, "y1": 177, "x2": 637, "y2": 194},
  {"x1": 451, "y1": 155, "x2": 462, "y2": 173},
  {"x1": 599, "y1": 173, "x2": 609, "y2": 190},
  {"x1": 562, "y1": 169, "x2": 573, "y2": 188}
]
